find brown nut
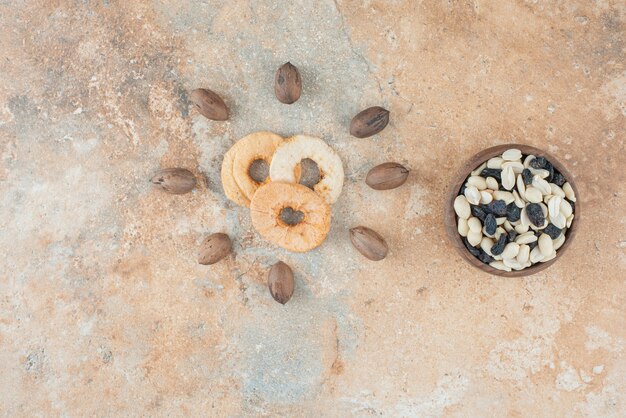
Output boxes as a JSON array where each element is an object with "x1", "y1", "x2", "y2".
[
  {"x1": 349, "y1": 226, "x2": 388, "y2": 261},
  {"x1": 366, "y1": 162, "x2": 409, "y2": 190},
  {"x1": 190, "y1": 88, "x2": 229, "y2": 121},
  {"x1": 268, "y1": 261, "x2": 295, "y2": 304},
  {"x1": 150, "y1": 168, "x2": 197, "y2": 194},
  {"x1": 274, "y1": 62, "x2": 302, "y2": 104},
  {"x1": 198, "y1": 233, "x2": 231, "y2": 265},
  {"x1": 349, "y1": 106, "x2": 390, "y2": 138}
]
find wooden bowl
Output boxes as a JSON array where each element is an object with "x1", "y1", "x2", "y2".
[{"x1": 444, "y1": 144, "x2": 580, "y2": 277}]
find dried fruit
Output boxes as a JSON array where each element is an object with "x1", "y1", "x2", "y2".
[
  {"x1": 530, "y1": 156, "x2": 548, "y2": 169},
  {"x1": 349, "y1": 226, "x2": 388, "y2": 261},
  {"x1": 480, "y1": 168, "x2": 502, "y2": 181},
  {"x1": 521, "y1": 168, "x2": 533, "y2": 185},
  {"x1": 267, "y1": 261, "x2": 295, "y2": 304},
  {"x1": 478, "y1": 251, "x2": 494, "y2": 264},
  {"x1": 486, "y1": 200, "x2": 507, "y2": 216},
  {"x1": 484, "y1": 213, "x2": 497, "y2": 236},
  {"x1": 464, "y1": 238, "x2": 481, "y2": 257},
  {"x1": 270, "y1": 135, "x2": 344, "y2": 204},
  {"x1": 349, "y1": 106, "x2": 390, "y2": 138},
  {"x1": 274, "y1": 62, "x2": 302, "y2": 104},
  {"x1": 198, "y1": 233, "x2": 231, "y2": 265},
  {"x1": 151, "y1": 168, "x2": 197, "y2": 194},
  {"x1": 552, "y1": 171, "x2": 566, "y2": 187},
  {"x1": 544, "y1": 223, "x2": 562, "y2": 239},
  {"x1": 507, "y1": 229, "x2": 518, "y2": 242},
  {"x1": 366, "y1": 162, "x2": 409, "y2": 190},
  {"x1": 490, "y1": 233, "x2": 508, "y2": 256},
  {"x1": 506, "y1": 202, "x2": 521, "y2": 222},
  {"x1": 190, "y1": 88, "x2": 229, "y2": 121},
  {"x1": 471, "y1": 205, "x2": 487, "y2": 221},
  {"x1": 526, "y1": 203, "x2": 545, "y2": 227}
]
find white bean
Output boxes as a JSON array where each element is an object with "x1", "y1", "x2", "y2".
[
  {"x1": 480, "y1": 237, "x2": 494, "y2": 255},
  {"x1": 516, "y1": 174, "x2": 526, "y2": 198},
  {"x1": 530, "y1": 168, "x2": 550, "y2": 179},
  {"x1": 496, "y1": 217, "x2": 506, "y2": 225},
  {"x1": 530, "y1": 246, "x2": 545, "y2": 263},
  {"x1": 560, "y1": 199, "x2": 573, "y2": 217},
  {"x1": 486, "y1": 177, "x2": 499, "y2": 190},
  {"x1": 495, "y1": 227, "x2": 506, "y2": 239},
  {"x1": 467, "y1": 230, "x2": 482, "y2": 246},
  {"x1": 503, "y1": 257, "x2": 523, "y2": 269},
  {"x1": 490, "y1": 261, "x2": 512, "y2": 272},
  {"x1": 524, "y1": 187, "x2": 543, "y2": 203},
  {"x1": 480, "y1": 191, "x2": 493, "y2": 204},
  {"x1": 514, "y1": 223, "x2": 529, "y2": 234},
  {"x1": 454, "y1": 195, "x2": 471, "y2": 219},
  {"x1": 502, "y1": 242, "x2": 520, "y2": 259},
  {"x1": 471, "y1": 161, "x2": 488, "y2": 176},
  {"x1": 502, "y1": 148, "x2": 522, "y2": 161},
  {"x1": 549, "y1": 183, "x2": 565, "y2": 198},
  {"x1": 516, "y1": 231, "x2": 538, "y2": 244},
  {"x1": 457, "y1": 218, "x2": 469, "y2": 237},
  {"x1": 553, "y1": 233, "x2": 566, "y2": 250},
  {"x1": 467, "y1": 175, "x2": 487, "y2": 190},
  {"x1": 512, "y1": 190, "x2": 525, "y2": 208},
  {"x1": 503, "y1": 220, "x2": 513, "y2": 232},
  {"x1": 520, "y1": 206, "x2": 530, "y2": 227},
  {"x1": 487, "y1": 157, "x2": 504, "y2": 169},
  {"x1": 548, "y1": 195, "x2": 562, "y2": 218},
  {"x1": 540, "y1": 250, "x2": 557, "y2": 263},
  {"x1": 493, "y1": 191, "x2": 515, "y2": 204},
  {"x1": 517, "y1": 244, "x2": 530, "y2": 264},
  {"x1": 465, "y1": 186, "x2": 481, "y2": 205},
  {"x1": 503, "y1": 161, "x2": 524, "y2": 174},
  {"x1": 566, "y1": 213, "x2": 574, "y2": 228},
  {"x1": 551, "y1": 212, "x2": 566, "y2": 229},
  {"x1": 468, "y1": 217, "x2": 482, "y2": 232},
  {"x1": 532, "y1": 176, "x2": 552, "y2": 195},
  {"x1": 563, "y1": 182, "x2": 576, "y2": 201},
  {"x1": 501, "y1": 165, "x2": 516, "y2": 190},
  {"x1": 523, "y1": 154, "x2": 535, "y2": 168},
  {"x1": 538, "y1": 233, "x2": 554, "y2": 256}
]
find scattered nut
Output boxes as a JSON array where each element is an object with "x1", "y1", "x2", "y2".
[
  {"x1": 349, "y1": 226, "x2": 388, "y2": 261},
  {"x1": 190, "y1": 88, "x2": 229, "y2": 121},
  {"x1": 267, "y1": 261, "x2": 295, "y2": 304},
  {"x1": 198, "y1": 233, "x2": 231, "y2": 265},
  {"x1": 365, "y1": 162, "x2": 409, "y2": 190},
  {"x1": 274, "y1": 62, "x2": 302, "y2": 104},
  {"x1": 349, "y1": 106, "x2": 390, "y2": 138},
  {"x1": 150, "y1": 168, "x2": 197, "y2": 194}
]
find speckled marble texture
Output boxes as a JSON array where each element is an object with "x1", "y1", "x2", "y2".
[{"x1": 1, "y1": 1, "x2": 625, "y2": 417}]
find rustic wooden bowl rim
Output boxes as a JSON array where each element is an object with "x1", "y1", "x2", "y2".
[{"x1": 444, "y1": 144, "x2": 580, "y2": 277}]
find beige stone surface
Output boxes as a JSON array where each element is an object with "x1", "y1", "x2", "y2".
[{"x1": 1, "y1": 1, "x2": 625, "y2": 416}]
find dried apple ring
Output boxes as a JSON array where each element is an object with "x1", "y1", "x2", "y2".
[
  {"x1": 269, "y1": 135, "x2": 344, "y2": 204},
  {"x1": 250, "y1": 182, "x2": 331, "y2": 252},
  {"x1": 232, "y1": 131, "x2": 284, "y2": 202},
  {"x1": 221, "y1": 145, "x2": 250, "y2": 207}
]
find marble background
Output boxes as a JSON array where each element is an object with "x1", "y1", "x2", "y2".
[{"x1": 0, "y1": 0, "x2": 624, "y2": 416}]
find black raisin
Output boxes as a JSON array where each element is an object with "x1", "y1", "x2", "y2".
[
  {"x1": 528, "y1": 240, "x2": 538, "y2": 250},
  {"x1": 480, "y1": 168, "x2": 502, "y2": 181},
  {"x1": 478, "y1": 251, "x2": 494, "y2": 264},
  {"x1": 526, "y1": 203, "x2": 545, "y2": 227},
  {"x1": 463, "y1": 238, "x2": 481, "y2": 257},
  {"x1": 508, "y1": 230, "x2": 518, "y2": 242},
  {"x1": 545, "y1": 162, "x2": 554, "y2": 182},
  {"x1": 522, "y1": 168, "x2": 533, "y2": 185},
  {"x1": 552, "y1": 171, "x2": 566, "y2": 187},
  {"x1": 544, "y1": 223, "x2": 562, "y2": 239},
  {"x1": 506, "y1": 203, "x2": 521, "y2": 222},
  {"x1": 459, "y1": 184, "x2": 466, "y2": 195},
  {"x1": 490, "y1": 234, "x2": 508, "y2": 256},
  {"x1": 471, "y1": 205, "x2": 487, "y2": 222},
  {"x1": 530, "y1": 156, "x2": 548, "y2": 169},
  {"x1": 484, "y1": 213, "x2": 497, "y2": 236},
  {"x1": 486, "y1": 200, "x2": 507, "y2": 216}
]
